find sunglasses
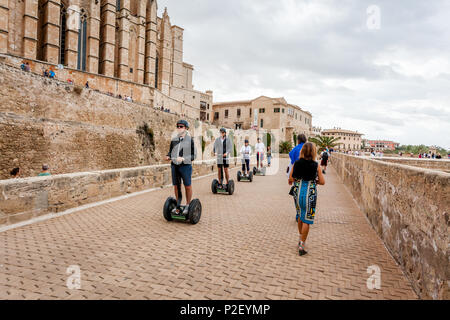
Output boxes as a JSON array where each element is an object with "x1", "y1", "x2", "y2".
[{"x1": 177, "y1": 125, "x2": 185, "y2": 129}]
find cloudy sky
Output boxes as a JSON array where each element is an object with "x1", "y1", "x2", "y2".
[{"x1": 158, "y1": 0, "x2": 450, "y2": 148}]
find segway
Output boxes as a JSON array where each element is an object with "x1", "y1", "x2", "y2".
[
  {"x1": 253, "y1": 166, "x2": 266, "y2": 176},
  {"x1": 237, "y1": 170, "x2": 253, "y2": 182},
  {"x1": 212, "y1": 164, "x2": 235, "y2": 195},
  {"x1": 163, "y1": 168, "x2": 202, "y2": 225}
]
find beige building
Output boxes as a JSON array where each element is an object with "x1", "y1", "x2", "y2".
[
  {"x1": 0, "y1": 0, "x2": 212, "y2": 120},
  {"x1": 322, "y1": 128, "x2": 364, "y2": 151},
  {"x1": 212, "y1": 96, "x2": 312, "y2": 143}
]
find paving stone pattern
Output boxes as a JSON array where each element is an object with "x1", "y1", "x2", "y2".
[{"x1": 0, "y1": 160, "x2": 418, "y2": 300}]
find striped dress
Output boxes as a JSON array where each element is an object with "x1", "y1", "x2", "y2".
[{"x1": 291, "y1": 159, "x2": 318, "y2": 225}]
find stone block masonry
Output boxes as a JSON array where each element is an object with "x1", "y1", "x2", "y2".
[
  {"x1": 0, "y1": 60, "x2": 247, "y2": 179},
  {"x1": 0, "y1": 158, "x2": 240, "y2": 227},
  {"x1": 331, "y1": 153, "x2": 449, "y2": 300}
]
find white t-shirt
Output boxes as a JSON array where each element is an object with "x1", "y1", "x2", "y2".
[
  {"x1": 240, "y1": 145, "x2": 252, "y2": 160},
  {"x1": 255, "y1": 142, "x2": 265, "y2": 153}
]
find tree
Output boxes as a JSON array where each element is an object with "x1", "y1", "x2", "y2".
[
  {"x1": 308, "y1": 136, "x2": 341, "y2": 152},
  {"x1": 279, "y1": 141, "x2": 292, "y2": 154}
]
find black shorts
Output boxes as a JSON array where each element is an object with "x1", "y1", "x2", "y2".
[{"x1": 218, "y1": 163, "x2": 229, "y2": 169}]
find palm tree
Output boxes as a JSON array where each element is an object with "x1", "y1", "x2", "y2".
[
  {"x1": 279, "y1": 141, "x2": 293, "y2": 154},
  {"x1": 309, "y1": 136, "x2": 341, "y2": 152}
]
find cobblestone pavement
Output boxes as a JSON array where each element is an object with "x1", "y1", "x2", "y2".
[{"x1": 0, "y1": 159, "x2": 418, "y2": 300}]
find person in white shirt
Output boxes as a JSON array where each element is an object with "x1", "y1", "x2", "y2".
[
  {"x1": 255, "y1": 138, "x2": 266, "y2": 170},
  {"x1": 240, "y1": 140, "x2": 252, "y2": 176}
]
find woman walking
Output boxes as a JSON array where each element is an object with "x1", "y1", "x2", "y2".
[{"x1": 289, "y1": 143, "x2": 325, "y2": 256}]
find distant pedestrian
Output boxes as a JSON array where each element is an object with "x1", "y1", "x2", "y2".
[
  {"x1": 49, "y1": 69, "x2": 55, "y2": 78},
  {"x1": 38, "y1": 164, "x2": 51, "y2": 177},
  {"x1": 289, "y1": 142, "x2": 325, "y2": 256},
  {"x1": 320, "y1": 149, "x2": 329, "y2": 174},
  {"x1": 43, "y1": 69, "x2": 49, "y2": 77},
  {"x1": 85, "y1": 81, "x2": 89, "y2": 89},
  {"x1": 436, "y1": 153, "x2": 442, "y2": 159},
  {"x1": 10, "y1": 167, "x2": 20, "y2": 178},
  {"x1": 288, "y1": 134, "x2": 307, "y2": 176},
  {"x1": 267, "y1": 146, "x2": 272, "y2": 167},
  {"x1": 24, "y1": 62, "x2": 31, "y2": 72}
]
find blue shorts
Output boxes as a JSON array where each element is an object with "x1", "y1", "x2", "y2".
[{"x1": 171, "y1": 164, "x2": 192, "y2": 187}]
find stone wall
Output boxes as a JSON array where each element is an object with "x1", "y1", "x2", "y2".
[
  {"x1": 0, "y1": 60, "x2": 252, "y2": 179},
  {"x1": 0, "y1": 158, "x2": 240, "y2": 227},
  {"x1": 374, "y1": 157, "x2": 450, "y2": 173},
  {"x1": 331, "y1": 153, "x2": 449, "y2": 300}
]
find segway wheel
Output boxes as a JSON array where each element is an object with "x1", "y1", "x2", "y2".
[
  {"x1": 211, "y1": 179, "x2": 219, "y2": 194},
  {"x1": 237, "y1": 171, "x2": 241, "y2": 182},
  {"x1": 228, "y1": 180, "x2": 235, "y2": 195},
  {"x1": 253, "y1": 167, "x2": 257, "y2": 175},
  {"x1": 249, "y1": 172, "x2": 253, "y2": 182},
  {"x1": 163, "y1": 197, "x2": 177, "y2": 221},
  {"x1": 188, "y1": 199, "x2": 202, "y2": 225}
]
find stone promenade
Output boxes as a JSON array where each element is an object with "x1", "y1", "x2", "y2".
[{"x1": 0, "y1": 159, "x2": 417, "y2": 300}]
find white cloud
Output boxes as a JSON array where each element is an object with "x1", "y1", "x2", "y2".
[{"x1": 158, "y1": 0, "x2": 450, "y2": 149}]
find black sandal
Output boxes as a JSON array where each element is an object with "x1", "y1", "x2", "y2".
[{"x1": 298, "y1": 241, "x2": 308, "y2": 256}]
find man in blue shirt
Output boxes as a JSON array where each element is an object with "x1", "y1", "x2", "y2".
[{"x1": 288, "y1": 134, "x2": 307, "y2": 175}]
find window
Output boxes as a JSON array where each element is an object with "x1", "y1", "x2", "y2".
[
  {"x1": 260, "y1": 119, "x2": 264, "y2": 128},
  {"x1": 295, "y1": 114, "x2": 297, "y2": 120},
  {"x1": 282, "y1": 108, "x2": 285, "y2": 113},
  {"x1": 274, "y1": 108, "x2": 280, "y2": 113},
  {"x1": 155, "y1": 54, "x2": 159, "y2": 89},
  {"x1": 59, "y1": 5, "x2": 67, "y2": 65},
  {"x1": 250, "y1": 109, "x2": 252, "y2": 116},
  {"x1": 259, "y1": 108, "x2": 265, "y2": 113},
  {"x1": 77, "y1": 11, "x2": 88, "y2": 71},
  {"x1": 116, "y1": 0, "x2": 121, "y2": 11},
  {"x1": 214, "y1": 112, "x2": 219, "y2": 120},
  {"x1": 225, "y1": 110, "x2": 229, "y2": 118},
  {"x1": 237, "y1": 109, "x2": 241, "y2": 117},
  {"x1": 207, "y1": 114, "x2": 209, "y2": 121}
]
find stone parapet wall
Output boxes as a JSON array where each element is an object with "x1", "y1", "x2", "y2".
[
  {"x1": 0, "y1": 159, "x2": 240, "y2": 227},
  {"x1": 331, "y1": 153, "x2": 449, "y2": 300}
]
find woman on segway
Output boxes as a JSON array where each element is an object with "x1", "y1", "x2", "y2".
[
  {"x1": 166, "y1": 120, "x2": 196, "y2": 214},
  {"x1": 240, "y1": 140, "x2": 252, "y2": 176}
]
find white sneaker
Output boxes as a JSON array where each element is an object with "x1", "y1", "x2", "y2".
[{"x1": 183, "y1": 204, "x2": 189, "y2": 215}]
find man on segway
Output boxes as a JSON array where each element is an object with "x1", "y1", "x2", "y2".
[
  {"x1": 213, "y1": 128, "x2": 233, "y2": 187},
  {"x1": 166, "y1": 120, "x2": 196, "y2": 214},
  {"x1": 255, "y1": 137, "x2": 266, "y2": 170}
]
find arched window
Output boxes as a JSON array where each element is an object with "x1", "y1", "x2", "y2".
[
  {"x1": 77, "y1": 9, "x2": 88, "y2": 71},
  {"x1": 116, "y1": 0, "x2": 121, "y2": 11},
  {"x1": 37, "y1": 0, "x2": 46, "y2": 61},
  {"x1": 59, "y1": 4, "x2": 67, "y2": 65}
]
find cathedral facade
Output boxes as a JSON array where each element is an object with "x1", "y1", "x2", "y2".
[{"x1": 0, "y1": 0, "x2": 203, "y2": 104}]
